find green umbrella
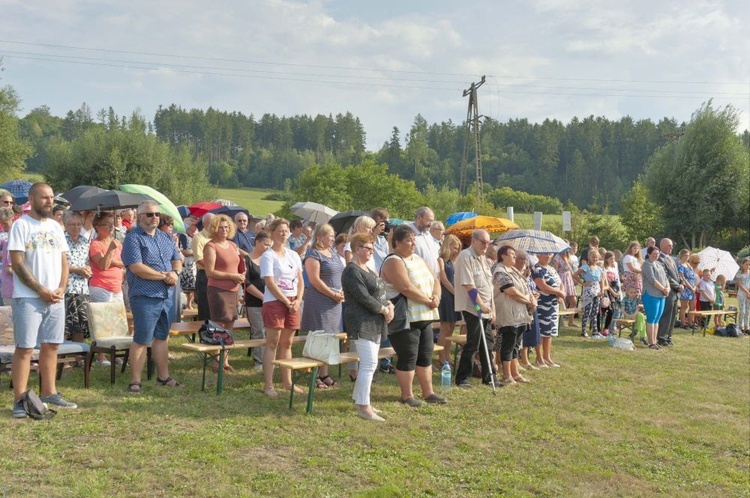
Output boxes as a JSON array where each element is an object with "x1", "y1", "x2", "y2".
[{"x1": 118, "y1": 184, "x2": 185, "y2": 233}]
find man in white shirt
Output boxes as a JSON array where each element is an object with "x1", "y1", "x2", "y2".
[
  {"x1": 409, "y1": 207, "x2": 439, "y2": 276},
  {"x1": 9, "y1": 183, "x2": 76, "y2": 417}
]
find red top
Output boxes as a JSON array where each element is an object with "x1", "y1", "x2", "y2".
[
  {"x1": 89, "y1": 239, "x2": 124, "y2": 292},
  {"x1": 206, "y1": 240, "x2": 241, "y2": 292}
]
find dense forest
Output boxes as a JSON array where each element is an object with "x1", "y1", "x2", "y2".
[{"x1": 17, "y1": 102, "x2": 705, "y2": 212}]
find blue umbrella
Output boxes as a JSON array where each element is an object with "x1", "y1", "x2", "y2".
[
  {"x1": 446, "y1": 211, "x2": 478, "y2": 227},
  {"x1": 0, "y1": 180, "x2": 33, "y2": 204}
]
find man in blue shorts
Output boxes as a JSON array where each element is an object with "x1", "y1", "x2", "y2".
[
  {"x1": 9, "y1": 183, "x2": 76, "y2": 417},
  {"x1": 122, "y1": 200, "x2": 183, "y2": 393}
]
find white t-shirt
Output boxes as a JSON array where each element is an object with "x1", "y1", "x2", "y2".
[
  {"x1": 8, "y1": 215, "x2": 69, "y2": 298},
  {"x1": 698, "y1": 280, "x2": 715, "y2": 302},
  {"x1": 260, "y1": 247, "x2": 302, "y2": 302},
  {"x1": 622, "y1": 254, "x2": 641, "y2": 272}
]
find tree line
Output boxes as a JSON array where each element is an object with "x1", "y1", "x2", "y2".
[{"x1": 1, "y1": 78, "x2": 747, "y2": 252}]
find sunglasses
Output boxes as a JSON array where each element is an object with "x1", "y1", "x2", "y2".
[{"x1": 142, "y1": 212, "x2": 160, "y2": 218}]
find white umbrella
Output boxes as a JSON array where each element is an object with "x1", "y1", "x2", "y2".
[
  {"x1": 291, "y1": 201, "x2": 338, "y2": 225},
  {"x1": 697, "y1": 246, "x2": 740, "y2": 281}
]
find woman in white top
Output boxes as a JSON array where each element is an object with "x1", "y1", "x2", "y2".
[
  {"x1": 260, "y1": 218, "x2": 305, "y2": 399},
  {"x1": 621, "y1": 241, "x2": 643, "y2": 298}
]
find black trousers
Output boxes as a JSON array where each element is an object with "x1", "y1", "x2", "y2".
[
  {"x1": 195, "y1": 269, "x2": 210, "y2": 321},
  {"x1": 455, "y1": 311, "x2": 495, "y2": 385}
]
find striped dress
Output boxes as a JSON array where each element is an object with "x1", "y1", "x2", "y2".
[{"x1": 384, "y1": 253, "x2": 439, "y2": 323}]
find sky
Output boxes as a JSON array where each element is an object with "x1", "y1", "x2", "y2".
[{"x1": 1, "y1": 0, "x2": 748, "y2": 150}]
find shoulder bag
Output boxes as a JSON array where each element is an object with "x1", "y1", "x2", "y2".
[{"x1": 302, "y1": 330, "x2": 341, "y2": 364}]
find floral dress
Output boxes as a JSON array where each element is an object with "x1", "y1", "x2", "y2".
[{"x1": 678, "y1": 263, "x2": 698, "y2": 301}]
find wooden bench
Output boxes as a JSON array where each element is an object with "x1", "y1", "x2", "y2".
[
  {"x1": 688, "y1": 310, "x2": 739, "y2": 336},
  {"x1": 181, "y1": 333, "x2": 347, "y2": 394},
  {"x1": 169, "y1": 318, "x2": 251, "y2": 342},
  {"x1": 273, "y1": 345, "x2": 444, "y2": 414},
  {"x1": 615, "y1": 319, "x2": 636, "y2": 338},
  {"x1": 444, "y1": 335, "x2": 467, "y2": 368}
]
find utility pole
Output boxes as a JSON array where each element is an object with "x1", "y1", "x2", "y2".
[{"x1": 459, "y1": 76, "x2": 486, "y2": 213}]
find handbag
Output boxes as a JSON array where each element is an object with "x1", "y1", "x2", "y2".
[
  {"x1": 302, "y1": 330, "x2": 341, "y2": 365},
  {"x1": 198, "y1": 320, "x2": 235, "y2": 346},
  {"x1": 388, "y1": 293, "x2": 409, "y2": 334}
]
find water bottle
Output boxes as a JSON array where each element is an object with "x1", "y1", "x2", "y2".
[
  {"x1": 441, "y1": 362, "x2": 452, "y2": 392},
  {"x1": 608, "y1": 332, "x2": 616, "y2": 347}
]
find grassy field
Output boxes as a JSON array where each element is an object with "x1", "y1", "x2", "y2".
[
  {"x1": 215, "y1": 188, "x2": 285, "y2": 218},
  {"x1": 1, "y1": 308, "x2": 748, "y2": 497}
]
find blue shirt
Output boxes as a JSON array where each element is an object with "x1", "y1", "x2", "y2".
[
  {"x1": 122, "y1": 225, "x2": 181, "y2": 299},
  {"x1": 232, "y1": 229, "x2": 255, "y2": 254}
]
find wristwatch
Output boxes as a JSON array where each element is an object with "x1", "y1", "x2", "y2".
[{"x1": 172, "y1": 269, "x2": 182, "y2": 277}]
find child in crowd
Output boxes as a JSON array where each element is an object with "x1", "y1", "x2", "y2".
[
  {"x1": 713, "y1": 274, "x2": 726, "y2": 328},
  {"x1": 569, "y1": 242, "x2": 580, "y2": 273},
  {"x1": 574, "y1": 250, "x2": 608, "y2": 339},
  {"x1": 697, "y1": 269, "x2": 716, "y2": 328},
  {"x1": 622, "y1": 285, "x2": 646, "y2": 345},
  {"x1": 601, "y1": 251, "x2": 622, "y2": 336}
]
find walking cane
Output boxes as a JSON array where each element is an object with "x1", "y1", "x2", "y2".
[{"x1": 469, "y1": 290, "x2": 499, "y2": 395}]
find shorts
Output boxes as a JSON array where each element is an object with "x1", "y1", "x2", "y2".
[
  {"x1": 130, "y1": 294, "x2": 174, "y2": 345},
  {"x1": 262, "y1": 298, "x2": 300, "y2": 330},
  {"x1": 89, "y1": 285, "x2": 124, "y2": 304},
  {"x1": 12, "y1": 297, "x2": 65, "y2": 348}
]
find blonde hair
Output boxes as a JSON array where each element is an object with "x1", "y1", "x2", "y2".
[
  {"x1": 439, "y1": 234, "x2": 461, "y2": 260},
  {"x1": 311, "y1": 223, "x2": 334, "y2": 250},
  {"x1": 626, "y1": 241, "x2": 643, "y2": 263},
  {"x1": 209, "y1": 214, "x2": 236, "y2": 239},
  {"x1": 349, "y1": 215, "x2": 375, "y2": 237}
]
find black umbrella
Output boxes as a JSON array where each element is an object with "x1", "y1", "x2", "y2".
[
  {"x1": 329, "y1": 210, "x2": 369, "y2": 234},
  {"x1": 211, "y1": 205, "x2": 251, "y2": 220},
  {"x1": 60, "y1": 185, "x2": 106, "y2": 204},
  {"x1": 70, "y1": 189, "x2": 153, "y2": 212}
]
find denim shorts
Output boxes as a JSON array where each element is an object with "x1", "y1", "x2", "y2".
[
  {"x1": 12, "y1": 298, "x2": 65, "y2": 348},
  {"x1": 130, "y1": 295, "x2": 173, "y2": 345}
]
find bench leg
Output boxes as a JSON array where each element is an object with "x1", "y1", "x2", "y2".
[
  {"x1": 216, "y1": 347, "x2": 225, "y2": 395},
  {"x1": 306, "y1": 366, "x2": 319, "y2": 415}
]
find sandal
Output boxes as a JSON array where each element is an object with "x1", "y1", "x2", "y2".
[
  {"x1": 318, "y1": 375, "x2": 339, "y2": 388},
  {"x1": 315, "y1": 378, "x2": 329, "y2": 389},
  {"x1": 349, "y1": 373, "x2": 357, "y2": 382},
  {"x1": 156, "y1": 376, "x2": 182, "y2": 387},
  {"x1": 127, "y1": 382, "x2": 142, "y2": 394}
]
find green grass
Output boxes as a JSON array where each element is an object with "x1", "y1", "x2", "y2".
[
  {"x1": 215, "y1": 188, "x2": 284, "y2": 217},
  {"x1": 1, "y1": 307, "x2": 748, "y2": 497}
]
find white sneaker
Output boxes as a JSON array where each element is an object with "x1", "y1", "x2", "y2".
[
  {"x1": 253, "y1": 363, "x2": 263, "y2": 371},
  {"x1": 96, "y1": 360, "x2": 112, "y2": 367}
]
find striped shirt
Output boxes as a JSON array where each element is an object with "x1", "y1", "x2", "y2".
[{"x1": 384, "y1": 253, "x2": 438, "y2": 323}]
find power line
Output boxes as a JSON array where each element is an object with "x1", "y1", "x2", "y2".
[
  {"x1": 1, "y1": 39, "x2": 748, "y2": 87},
  {"x1": 3, "y1": 52, "x2": 748, "y2": 102}
]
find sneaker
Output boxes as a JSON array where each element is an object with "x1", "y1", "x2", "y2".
[
  {"x1": 253, "y1": 363, "x2": 263, "y2": 371},
  {"x1": 580, "y1": 333, "x2": 590, "y2": 338},
  {"x1": 640, "y1": 338, "x2": 649, "y2": 346},
  {"x1": 96, "y1": 360, "x2": 112, "y2": 367},
  {"x1": 12, "y1": 400, "x2": 27, "y2": 419},
  {"x1": 40, "y1": 392, "x2": 78, "y2": 409},
  {"x1": 456, "y1": 382, "x2": 473, "y2": 389}
]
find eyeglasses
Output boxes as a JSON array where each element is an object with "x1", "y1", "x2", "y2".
[
  {"x1": 163, "y1": 222, "x2": 174, "y2": 227},
  {"x1": 142, "y1": 212, "x2": 160, "y2": 218},
  {"x1": 0, "y1": 201, "x2": 13, "y2": 205}
]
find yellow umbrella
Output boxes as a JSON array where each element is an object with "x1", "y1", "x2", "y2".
[{"x1": 445, "y1": 215, "x2": 519, "y2": 238}]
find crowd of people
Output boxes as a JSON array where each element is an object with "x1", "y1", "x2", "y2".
[{"x1": 2, "y1": 183, "x2": 748, "y2": 421}]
